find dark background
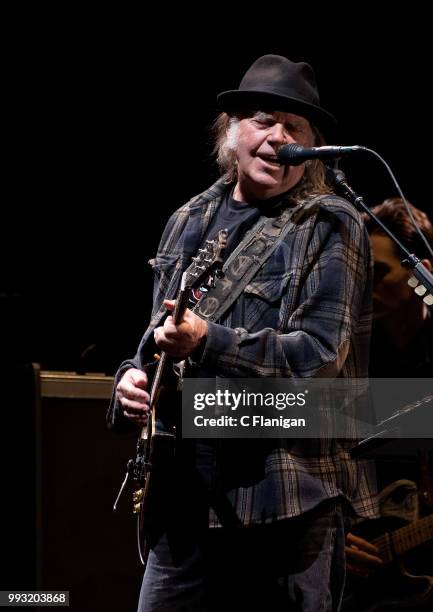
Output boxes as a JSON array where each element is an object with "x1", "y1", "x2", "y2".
[
  {"x1": 1, "y1": 9, "x2": 432, "y2": 607},
  {"x1": 2, "y1": 12, "x2": 432, "y2": 374}
]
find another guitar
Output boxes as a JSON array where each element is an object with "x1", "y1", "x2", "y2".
[{"x1": 344, "y1": 513, "x2": 433, "y2": 611}]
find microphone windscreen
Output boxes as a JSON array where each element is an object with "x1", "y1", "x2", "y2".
[{"x1": 277, "y1": 144, "x2": 308, "y2": 166}]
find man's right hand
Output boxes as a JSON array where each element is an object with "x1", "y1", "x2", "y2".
[{"x1": 116, "y1": 368, "x2": 150, "y2": 426}]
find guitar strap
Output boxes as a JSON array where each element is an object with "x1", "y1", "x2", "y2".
[
  {"x1": 189, "y1": 195, "x2": 323, "y2": 529},
  {"x1": 193, "y1": 195, "x2": 322, "y2": 323}
]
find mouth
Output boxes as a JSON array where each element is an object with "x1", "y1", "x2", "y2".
[{"x1": 257, "y1": 154, "x2": 281, "y2": 168}]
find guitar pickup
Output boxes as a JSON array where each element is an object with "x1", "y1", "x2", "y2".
[{"x1": 133, "y1": 488, "x2": 144, "y2": 504}]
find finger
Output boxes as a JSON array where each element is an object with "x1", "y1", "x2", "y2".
[
  {"x1": 123, "y1": 407, "x2": 148, "y2": 420},
  {"x1": 154, "y1": 329, "x2": 182, "y2": 353},
  {"x1": 163, "y1": 299, "x2": 176, "y2": 311},
  {"x1": 123, "y1": 411, "x2": 147, "y2": 425},
  {"x1": 120, "y1": 399, "x2": 150, "y2": 413},
  {"x1": 129, "y1": 373, "x2": 148, "y2": 388},
  {"x1": 126, "y1": 386, "x2": 150, "y2": 403},
  {"x1": 117, "y1": 385, "x2": 149, "y2": 403},
  {"x1": 347, "y1": 533, "x2": 380, "y2": 555},
  {"x1": 154, "y1": 328, "x2": 165, "y2": 348},
  {"x1": 125, "y1": 368, "x2": 148, "y2": 388},
  {"x1": 163, "y1": 318, "x2": 179, "y2": 336},
  {"x1": 154, "y1": 326, "x2": 166, "y2": 343},
  {"x1": 346, "y1": 548, "x2": 383, "y2": 565}
]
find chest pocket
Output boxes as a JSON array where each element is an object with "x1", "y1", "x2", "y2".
[
  {"x1": 245, "y1": 270, "x2": 292, "y2": 303},
  {"x1": 243, "y1": 270, "x2": 292, "y2": 332}
]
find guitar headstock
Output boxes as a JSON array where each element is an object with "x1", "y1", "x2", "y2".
[{"x1": 181, "y1": 229, "x2": 228, "y2": 291}]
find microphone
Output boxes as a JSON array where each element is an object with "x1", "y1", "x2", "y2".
[{"x1": 277, "y1": 143, "x2": 366, "y2": 166}]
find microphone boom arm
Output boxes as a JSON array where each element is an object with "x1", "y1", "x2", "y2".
[{"x1": 326, "y1": 168, "x2": 433, "y2": 306}]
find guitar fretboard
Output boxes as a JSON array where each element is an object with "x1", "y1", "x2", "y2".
[{"x1": 373, "y1": 514, "x2": 433, "y2": 562}]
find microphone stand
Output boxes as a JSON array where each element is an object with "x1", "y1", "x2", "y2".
[
  {"x1": 326, "y1": 168, "x2": 433, "y2": 458},
  {"x1": 326, "y1": 167, "x2": 433, "y2": 306}
]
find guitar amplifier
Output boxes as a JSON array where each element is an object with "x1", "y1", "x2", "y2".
[{"x1": 36, "y1": 367, "x2": 143, "y2": 611}]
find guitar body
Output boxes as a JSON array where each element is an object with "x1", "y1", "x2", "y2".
[
  {"x1": 137, "y1": 385, "x2": 179, "y2": 564},
  {"x1": 343, "y1": 517, "x2": 433, "y2": 612}
]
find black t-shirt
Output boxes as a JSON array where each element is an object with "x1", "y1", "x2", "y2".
[
  {"x1": 185, "y1": 188, "x2": 290, "y2": 519},
  {"x1": 188, "y1": 189, "x2": 285, "y2": 310},
  {"x1": 202, "y1": 188, "x2": 285, "y2": 259}
]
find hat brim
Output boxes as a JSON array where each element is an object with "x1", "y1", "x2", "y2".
[{"x1": 217, "y1": 90, "x2": 337, "y2": 139}]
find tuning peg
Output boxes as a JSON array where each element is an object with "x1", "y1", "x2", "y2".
[
  {"x1": 415, "y1": 284, "x2": 427, "y2": 297},
  {"x1": 408, "y1": 275, "x2": 433, "y2": 305}
]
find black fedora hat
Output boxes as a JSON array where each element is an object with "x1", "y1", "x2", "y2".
[{"x1": 217, "y1": 54, "x2": 336, "y2": 136}]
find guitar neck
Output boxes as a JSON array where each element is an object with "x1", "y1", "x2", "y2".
[
  {"x1": 148, "y1": 288, "x2": 190, "y2": 410},
  {"x1": 141, "y1": 227, "x2": 226, "y2": 426},
  {"x1": 373, "y1": 514, "x2": 433, "y2": 561},
  {"x1": 172, "y1": 289, "x2": 190, "y2": 325}
]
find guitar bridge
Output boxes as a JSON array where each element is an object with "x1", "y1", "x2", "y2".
[{"x1": 133, "y1": 488, "x2": 144, "y2": 504}]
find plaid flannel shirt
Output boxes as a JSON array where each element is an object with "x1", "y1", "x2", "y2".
[{"x1": 107, "y1": 178, "x2": 378, "y2": 523}]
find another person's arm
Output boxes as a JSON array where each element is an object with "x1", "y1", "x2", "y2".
[{"x1": 346, "y1": 532, "x2": 383, "y2": 576}]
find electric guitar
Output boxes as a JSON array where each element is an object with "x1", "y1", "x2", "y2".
[
  {"x1": 344, "y1": 513, "x2": 433, "y2": 611},
  {"x1": 129, "y1": 230, "x2": 227, "y2": 565}
]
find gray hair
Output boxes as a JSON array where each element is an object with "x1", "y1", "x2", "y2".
[{"x1": 212, "y1": 111, "x2": 332, "y2": 201}]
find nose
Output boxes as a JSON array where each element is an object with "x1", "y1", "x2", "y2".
[{"x1": 266, "y1": 123, "x2": 294, "y2": 148}]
